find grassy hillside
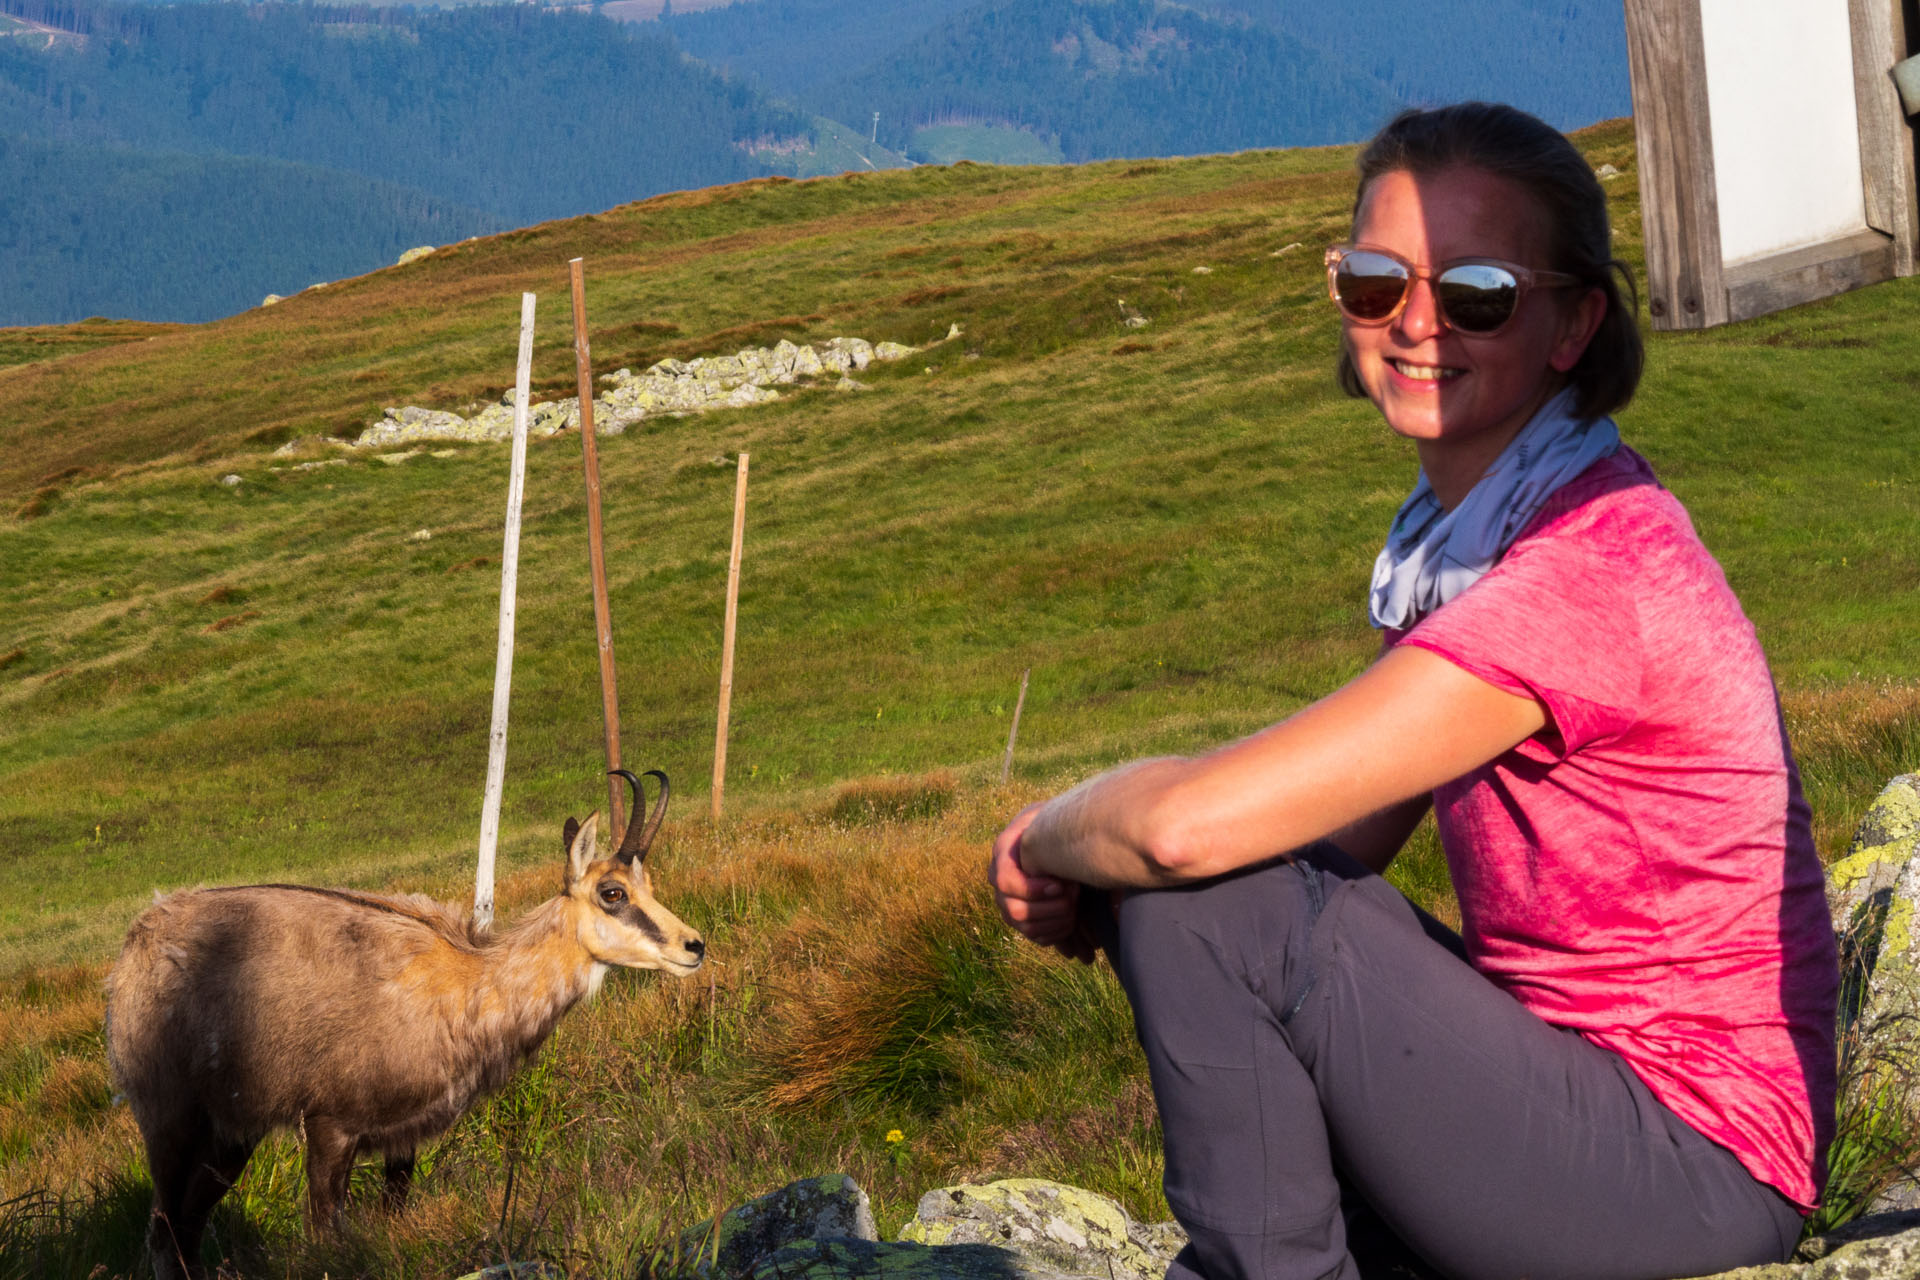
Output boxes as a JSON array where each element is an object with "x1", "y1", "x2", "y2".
[{"x1": 1, "y1": 120, "x2": 1917, "y2": 1274}]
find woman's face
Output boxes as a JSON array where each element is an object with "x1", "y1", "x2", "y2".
[{"x1": 1344, "y1": 165, "x2": 1604, "y2": 459}]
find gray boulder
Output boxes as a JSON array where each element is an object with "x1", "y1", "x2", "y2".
[
  {"x1": 671, "y1": 1173, "x2": 877, "y2": 1278},
  {"x1": 1830, "y1": 773, "x2": 1920, "y2": 1037},
  {"x1": 900, "y1": 1178, "x2": 1184, "y2": 1280},
  {"x1": 748, "y1": 1238, "x2": 1086, "y2": 1280},
  {"x1": 653, "y1": 1176, "x2": 1178, "y2": 1280}
]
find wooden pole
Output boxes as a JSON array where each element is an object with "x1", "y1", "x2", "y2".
[
  {"x1": 475, "y1": 291, "x2": 537, "y2": 932},
  {"x1": 999, "y1": 667, "x2": 1030, "y2": 785},
  {"x1": 569, "y1": 258, "x2": 624, "y2": 836},
  {"x1": 711, "y1": 452, "x2": 750, "y2": 821}
]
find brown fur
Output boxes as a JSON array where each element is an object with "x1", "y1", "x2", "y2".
[{"x1": 105, "y1": 788, "x2": 701, "y2": 1280}]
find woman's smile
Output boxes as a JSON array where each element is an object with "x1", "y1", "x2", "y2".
[{"x1": 1344, "y1": 165, "x2": 1604, "y2": 507}]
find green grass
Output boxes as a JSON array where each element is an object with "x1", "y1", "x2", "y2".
[{"x1": 0, "y1": 120, "x2": 1917, "y2": 1274}]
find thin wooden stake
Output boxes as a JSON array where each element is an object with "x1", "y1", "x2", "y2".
[
  {"x1": 475, "y1": 291, "x2": 537, "y2": 932},
  {"x1": 1000, "y1": 667, "x2": 1030, "y2": 785},
  {"x1": 569, "y1": 258, "x2": 625, "y2": 836},
  {"x1": 711, "y1": 452, "x2": 750, "y2": 821}
]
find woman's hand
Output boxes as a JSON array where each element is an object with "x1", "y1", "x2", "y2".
[{"x1": 990, "y1": 802, "x2": 1086, "y2": 955}]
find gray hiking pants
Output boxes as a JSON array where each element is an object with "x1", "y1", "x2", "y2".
[{"x1": 1105, "y1": 843, "x2": 1805, "y2": 1280}]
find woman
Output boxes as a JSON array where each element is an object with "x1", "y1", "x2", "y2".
[{"x1": 988, "y1": 103, "x2": 1837, "y2": 1280}]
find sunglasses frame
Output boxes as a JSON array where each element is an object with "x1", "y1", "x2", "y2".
[{"x1": 1324, "y1": 243, "x2": 1582, "y2": 336}]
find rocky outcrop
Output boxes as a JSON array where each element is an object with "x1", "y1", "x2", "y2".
[
  {"x1": 1694, "y1": 1210, "x2": 1920, "y2": 1279},
  {"x1": 1830, "y1": 772, "x2": 1920, "y2": 1039},
  {"x1": 1828, "y1": 773, "x2": 1920, "y2": 1218},
  {"x1": 676, "y1": 1174, "x2": 879, "y2": 1278},
  {"x1": 658, "y1": 1177, "x2": 1181, "y2": 1280},
  {"x1": 900, "y1": 1179, "x2": 1183, "y2": 1280},
  {"x1": 357, "y1": 336, "x2": 917, "y2": 450},
  {"x1": 642, "y1": 1175, "x2": 1920, "y2": 1280}
]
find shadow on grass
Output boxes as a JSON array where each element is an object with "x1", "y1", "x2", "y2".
[{"x1": 0, "y1": 1174, "x2": 152, "y2": 1280}]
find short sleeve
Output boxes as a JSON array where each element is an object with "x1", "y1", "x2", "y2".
[{"x1": 1396, "y1": 524, "x2": 1643, "y2": 761}]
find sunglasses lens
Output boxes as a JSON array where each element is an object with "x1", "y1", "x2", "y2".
[
  {"x1": 1333, "y1": 250, "x2": 1408, "y2": 321},
  {"x1": 1434, "y1": 263, "x2": 1520, "y2": 332}
]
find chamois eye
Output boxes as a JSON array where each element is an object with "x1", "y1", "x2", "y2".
[{"x1": 598, "y1": 885, "x2": 626, "y2": 906}]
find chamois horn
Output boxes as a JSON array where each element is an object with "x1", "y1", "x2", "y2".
[{"x1": 611, "y1": 768, "x2": 670, "y2": 864}]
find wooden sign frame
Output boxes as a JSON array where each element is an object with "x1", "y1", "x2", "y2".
[{"x1": 1624, "y1": 0, "x2": 1919, "y2": 329}]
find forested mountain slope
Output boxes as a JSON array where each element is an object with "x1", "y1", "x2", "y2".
[
  {"x1": 0, "y1": 0, "x2": 810, "y2": 322},
  {"x1": 662, "y1": 0, "x2": 1629, "y2": 142},
  {"x1": 1201, "y1": 0, "x2": 1629, "y2": 129},
  {"x1": 0, "y1": 134, "x2": 505, "y2": 324},
  {"x1": 805, "y1": 0, "x2": 1399, "y2": 160},
  {"x1": 0, "y1": 1, "x2": 806, "y2": 224},
  {"x1": 662, "y1": 0, "x2": 975, "y2": 93}
]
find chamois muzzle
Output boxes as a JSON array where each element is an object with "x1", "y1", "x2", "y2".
[{"x1": 611, "y1": 768, "x2": 670, "y2": 865}]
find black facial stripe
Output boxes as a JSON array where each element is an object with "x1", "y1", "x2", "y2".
[{"x1": 595, "y1": 884, "x2": 667, "y2": 944}]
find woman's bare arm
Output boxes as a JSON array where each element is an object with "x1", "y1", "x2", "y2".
[
  {"x1": 994, "y1": 646, "x2": 1544, "y2": 919},
  {"x1": 1326, "y1": 793, "x2": 1434, "y2": 875}
]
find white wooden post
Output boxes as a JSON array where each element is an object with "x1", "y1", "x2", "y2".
[
  {"x1": 711, "y1": 452, "x2": 750, "y2": 820},
  {"x1": 475, "y1": 291, "x2": 537, "y2": 931}
]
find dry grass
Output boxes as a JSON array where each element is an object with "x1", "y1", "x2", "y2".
[
  {"x1": 1781, "y1": 680, "x2": 1920, "y2": 858},
  {"x1": 0, "y1": 783, "x2": 1161, "y2": 1276}
]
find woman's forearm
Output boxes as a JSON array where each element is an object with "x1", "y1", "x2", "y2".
[
  {"x1": 1015, "y1": 756, "x2": 1207, "y2": 889},
  {"x1": 1009, "y1": 647, "x2": 1546, "y2": 891}
]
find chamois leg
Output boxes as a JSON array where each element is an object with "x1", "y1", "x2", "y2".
[
  {"x1": 144, "y1": 1116, "x2": 252, "y2": 1280},
  {"x1": 170, "y1": 1136, "x2": 256, "y2": 1278},
  {"x1": 302, "y1": 1115, "x2": 360, "y2": 1231},
  {"x1": 144, "y1": 1125, "x2": 203, "y2": 1280},
  {"x1": 380, "y1": 1150, "x2": 416, "y2": 1213}
]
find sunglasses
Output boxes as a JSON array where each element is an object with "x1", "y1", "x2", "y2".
[{"x1": 1324, "y1": 244, "x2": 1580, "y2": 335}]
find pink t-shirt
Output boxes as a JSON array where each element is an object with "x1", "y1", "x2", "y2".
[{"x1": 1388, "y1": 447, "x2": 1837, "y2": 1210}]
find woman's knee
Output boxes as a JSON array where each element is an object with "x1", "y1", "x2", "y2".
[{"x1": 1110, "y1": 856, "x2": 1327, "y2": 1020}]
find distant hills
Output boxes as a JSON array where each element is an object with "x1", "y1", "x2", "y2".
[
  {"x1": 0, "y1": 0, "x2": 808, "y2": 323},
  {"x1": 800, "y1": 0, "x2": 1399, "y2": 162},
  {"x1": 663, "y1": 0, "x2": 1630, "y2": 161},
  {"x1": 0, "y1": 0, "x2": 1632, "y2": 325},
  {"x1": 0, "y1": 134, "x2": 504, "y2": 323}
]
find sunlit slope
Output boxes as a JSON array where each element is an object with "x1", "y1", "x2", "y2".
[{"x1": 1, "y1": 119, "x2": 1916, "y2": 968}]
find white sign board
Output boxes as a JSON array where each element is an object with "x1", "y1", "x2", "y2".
[{"x1": 1624, "y1": 0, "x2": 1916, "y2": 329}]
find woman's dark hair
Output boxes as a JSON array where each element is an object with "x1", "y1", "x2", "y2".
[{"x1": 1334, "y1": 102, "x2": 1644, "y2": 420}]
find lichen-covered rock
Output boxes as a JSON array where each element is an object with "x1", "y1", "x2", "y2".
[
  {"x1": 749, "y1": 1238, "x2": 1088, "y2": 1280},
  {"x1": 1687, "y1": 1211, "x2": 1920, "y2": 1278},
  {"x1": 1828, "y1": 774, "x2": 1920, "y2": 939},
  {"x1": 900, "y1": 1179, "x2": 1185, "y2": 1280},
  {"x1": 397, "y1": 245, "x2": 435, "y2": 266},
  {"x1": 1824, "y1": 775, "x2": 1920, "y2": 1217},
  {"x1": 671, "y1": 1174, "x2": 877, "y2": 1279},
  {"x1": 450, "y1": 1263, "x2": 563, "y2": 1280},
  {"x1": 1830, "y1": 775, "x2": 1920, "y2": 1041}
]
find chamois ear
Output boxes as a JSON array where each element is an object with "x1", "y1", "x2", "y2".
[{"x1": 565, "y1": 812, "x2": 600, "y2": 887}]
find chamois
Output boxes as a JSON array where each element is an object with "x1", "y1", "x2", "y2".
[{"x1": 105, "y1": 769, "x2": 702, "y2": 1280}]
